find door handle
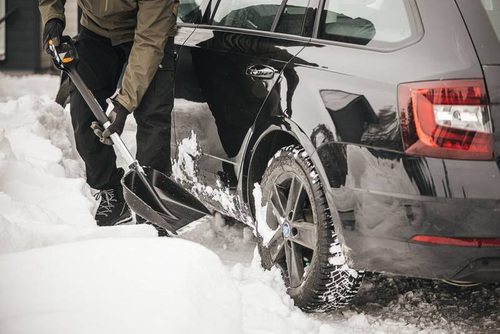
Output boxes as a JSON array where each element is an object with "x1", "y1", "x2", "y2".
[{"x1": 246, "y1": 65, "x2": 277, "y2": 80}]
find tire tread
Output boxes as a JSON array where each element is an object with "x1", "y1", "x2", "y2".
[{"x1": 259, "y1": 145, "x2": 363, "y2": 312}]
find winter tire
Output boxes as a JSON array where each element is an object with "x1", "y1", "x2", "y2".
[{"x1": 258, "y1": 145, "x2": 363, "y2": 312}]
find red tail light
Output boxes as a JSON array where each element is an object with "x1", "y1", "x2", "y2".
[
  {"x1": 398, "y1": 80, "x2": 494, "y2": 160},
  {"x1": 411, "y1": 235, "x2": 500, "y2": 247}
]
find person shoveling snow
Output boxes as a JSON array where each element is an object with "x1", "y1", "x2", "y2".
[{"x1": 39, "y1": 0, "x2": 208, "y2": 234}]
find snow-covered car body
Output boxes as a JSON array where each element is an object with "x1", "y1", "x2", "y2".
[{"x1": 168, "y1": 0, "x2": 500, "y2": 308}]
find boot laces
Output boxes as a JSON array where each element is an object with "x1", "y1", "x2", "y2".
[{"x1": 94, "y1": 189, "x2": 118, "y2": 217}]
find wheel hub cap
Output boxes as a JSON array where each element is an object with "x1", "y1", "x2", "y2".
[{"x1": 282, "y1": 222, "x2": 291, "y2": 238}]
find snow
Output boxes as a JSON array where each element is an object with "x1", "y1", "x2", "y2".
[
  {"x1": 0, "y1": 93, "x2": 156, "y2": 254},
  {"x1": 0, "y1": 239, "x2": 241, "y2": 334},
  {"x1": 171, "y1": 131, "x2": 254, "y2": 225},
  {"x1": 171, "y1": 130, "x2": 200, "y2": 184},
  {"x1": 252, "y1": 182, "x2": 275, "y2": 246},
  {"x1": 0, "y1": 73, "x2": 498, "y2": 334}
]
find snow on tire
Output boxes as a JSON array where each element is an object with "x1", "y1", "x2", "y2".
[{"x1": 257, "y1": 145, "x2": 363, "y2": 312}]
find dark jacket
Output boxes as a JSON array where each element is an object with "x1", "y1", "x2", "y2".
[{"x1": 39, "y1": 0, "x2": 178, "y2": 112}]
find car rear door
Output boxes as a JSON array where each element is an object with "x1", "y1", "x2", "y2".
[
  {"x1": 173, "y1": 0, "x2": 314, "y2": 216},
  {"x1": 455, "y1": 0, "x2": 500, "y2": 160}
]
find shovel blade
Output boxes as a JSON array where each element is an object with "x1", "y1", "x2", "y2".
[{"x1": 122, "y1": 167, "x2": 210, "y2": 234}]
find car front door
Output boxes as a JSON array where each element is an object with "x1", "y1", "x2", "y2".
[{"x1": 173, "y1": 0, "x2": 314, "y2": 218}]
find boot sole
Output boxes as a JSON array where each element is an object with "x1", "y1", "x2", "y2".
[{"x1": 114, "y1": 215, "x2": 134, "y2": 226}]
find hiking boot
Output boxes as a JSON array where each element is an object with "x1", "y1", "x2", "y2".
[{"x1": 94, "y1": 187, "x2": 132, "y2": 226}]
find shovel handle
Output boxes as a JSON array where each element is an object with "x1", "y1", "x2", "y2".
[
  {"x1": 48, "y1": 36, "x2": 108, "y2": 125},
  {"x1": 71, "y1": 71, "x2": 136, "y2": 166},
  {"x1": 70, "y1": 70, "x2": 136, "y2": 166},
  {"x1": 110, "y1": 132, "x2": 137, "y2": 167},
  {"x1": 48, "y1": 36, "x2": 79, "y2": 71}
]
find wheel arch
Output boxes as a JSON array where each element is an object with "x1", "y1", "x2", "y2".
[
  {"x1": 243, "y1": 118, "x2": 324, "y2": 217},
  {"x1": 242, "y1": 118, "x2": 355, "y2": 263},
  {"x1": 244, "y1": 127, "x2": 298, "y2": 217}
]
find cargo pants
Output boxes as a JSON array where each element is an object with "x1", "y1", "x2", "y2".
[{"x1": 70, "y1": 27, "x2": 174, "y2": 190}]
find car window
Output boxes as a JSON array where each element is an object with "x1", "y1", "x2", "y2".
[
  {"x1": 481, "y1": 0, "x2": 500, "y2": 41},
  {"x1": 275, "y1": 0, "x2": 312, "y2": 37},
  {"x1": 318, "y1": 0, "x2": 414, "y2": 47},
  {"x1": 178, "y1": 0, "x2": 205, "y2": 24},
  {"x1": 212, "y1": 0, "x2": 282, "y2": 31}
]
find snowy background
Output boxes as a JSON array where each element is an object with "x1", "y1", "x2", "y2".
[{"x1": 0, "y1": 72, "x2": 498, "y2": 334}]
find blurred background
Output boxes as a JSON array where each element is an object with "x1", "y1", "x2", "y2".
[{"x1": 0, "y1": 0, "x2": 79, "y2": 73}]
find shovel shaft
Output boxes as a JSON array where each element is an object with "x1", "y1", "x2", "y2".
[
  {"x1": 69, "y1": 68, "x2": 109, "y2": 125},
  {"x1": 110, "y1": 131, "x2": 136, "y2": 167},
  {"x1": 69, "y1": 69, "x2": 136, "y2": 167}
]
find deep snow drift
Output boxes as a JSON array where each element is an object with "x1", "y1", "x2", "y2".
[
  {"x1": 0, "y1": 73, "x2": 498, "y2": 334},
  {"x1": 0, "y1": 239, "x2": 241, "y2": 334}
]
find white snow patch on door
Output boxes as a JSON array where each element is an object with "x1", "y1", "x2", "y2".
[
  {"x1": 172, "y1": 131, "x2": 254, "y2": 225},
  {"x1": 172, "y1": 130, "x2": 200, "y2": 183}
]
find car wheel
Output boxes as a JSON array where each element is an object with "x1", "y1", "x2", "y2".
[{"x1": 258, "y1": 145, "x2": 363, "y2": 311}]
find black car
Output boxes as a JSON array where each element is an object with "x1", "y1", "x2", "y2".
[
  {"x1": 170, "y1": 0, "x2": 500, "y2": 311},
  {"x1": 57, "y1": 0, "x2": 500, "y2": 312}
]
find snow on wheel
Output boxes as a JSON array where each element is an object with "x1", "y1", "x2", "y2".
[{"x1": 256, "y1": 145, "x2": 363, "y2": 312}]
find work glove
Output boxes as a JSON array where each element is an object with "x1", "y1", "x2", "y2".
[
  {"x1": 91, "y1": 102, "x2": 129, "y2": 145},
  {"x1": 42, "y1": 18, "x2": 65, "y2": 54}
]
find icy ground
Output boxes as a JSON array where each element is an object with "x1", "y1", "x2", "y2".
[{"x1": 0, "y1": 72, "x2": 498, "y2": 334}]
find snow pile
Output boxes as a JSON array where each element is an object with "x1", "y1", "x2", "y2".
[
  {"x1": 231, "y1": 250, "x2": 420, "y2": 334},
  {"x1": 0, "y1": 238, "x2": 242, "y2": 334},
  {"x1": 0, "y1": 92, "x2": 156, "y2": 253},
  {"x1": 0, "y1": 94, "x2": 89, "y2": 251},
  {"x1": 181, "y1": 214, "x2": 256, "y2": 266},
  {"x1": 232, "y1": 252, "x2": 333, "y2": 334}
]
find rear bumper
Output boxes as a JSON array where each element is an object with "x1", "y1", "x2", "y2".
[
  {"x1": 333, "y1": 192, "x2": 500, "y2": 283},
  {"x1": 320, "y1": 145, "x2": 500, "y2": 283}
]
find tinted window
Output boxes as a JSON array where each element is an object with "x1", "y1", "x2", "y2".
[
  {"x1": 178, "y1": 0, "x2": 204, "y2": 24},
  {"x1": 212, "y1": 0, "x2": 282, "y2": 31},
  {"x1": 318, "y1": 0, "x2": 414, "y2": 47},
  {"x1": 275, "y1": 0, "x2": 311, "y2": 36}
]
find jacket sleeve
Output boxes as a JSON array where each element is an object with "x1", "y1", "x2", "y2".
[
  {"x1": 38, "y1": 0, "x2": 66, "y2": 26},
  {"x1": 115, "y1": 0, "x2": 178, "y2": 113}
]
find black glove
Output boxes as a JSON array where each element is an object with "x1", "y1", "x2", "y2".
[
  {"x1": 43, "y1": 18, "x2": 65, "y2": 54},
  {"x1": 91, "y1": 102, "x2": 130, "y2": 145}
]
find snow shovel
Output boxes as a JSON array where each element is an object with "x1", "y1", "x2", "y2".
[{"x1": 48, "y1": 36, "x2": 210, "y2": 235}]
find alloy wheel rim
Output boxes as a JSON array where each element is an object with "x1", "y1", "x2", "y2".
[{"x1": 266, "y1": 172, "x2": 317, "y2": 288}]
